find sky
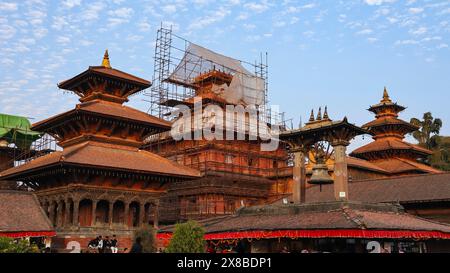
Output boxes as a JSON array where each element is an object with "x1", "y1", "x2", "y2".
[{"x1": 1, "y1": 0, "x2": 449, "y2": 151}]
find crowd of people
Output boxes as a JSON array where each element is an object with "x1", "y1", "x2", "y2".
[{"x1": 87, "y1": 235, "x2": 119, "y2": 253}]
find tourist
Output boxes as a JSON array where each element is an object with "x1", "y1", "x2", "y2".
[
  {"x1": 103, "y1": 236, "x2": 111, "y2": 253},
  {"x1": 129, "y1": 237, "x2": 143, "y2": 253},
  {"x1": 111, "y1": 235, "x2": 118, "y2": 254},
  {"x1": 281, "y1": 246, "x2": 290, "y2": 253},
  {"x1": 97, "y1": 236, "x2": 104, "y2": 253},
  {"x1": 88, "y1": 237, "x2": 99, "y2": 251}
]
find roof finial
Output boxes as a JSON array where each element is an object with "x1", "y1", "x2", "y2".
[
  {"x1": 316, "y1": 107, "x2": 322, "y2": 121},
  {"x1": 309, "y1": 109, "x2": 315, "y2": 122},
  {"x1": 102, "y1": 49, "x2": 111, "y2": 68},
  {"x1": 381, "y1": 86, "x2": 391, "y2": 103},
  {"x1": 323, "y1": 106, "x2": 329, "y2": 120}
]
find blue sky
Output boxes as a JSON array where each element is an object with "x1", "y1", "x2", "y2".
[{"x1": 1, "y1": 0, "x2": 449, "y2": 150}]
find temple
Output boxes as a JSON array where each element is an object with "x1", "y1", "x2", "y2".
[
  {"x1": 145, "y1": 68, "x2": 290, "y2": 223},
  {"x1": 350, "y1": 88, "x2": 440, "y2": 176},
  {"x1": 0, "y1": 51, "x2": 200, "y2": 249}
]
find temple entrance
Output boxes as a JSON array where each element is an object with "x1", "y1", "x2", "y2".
[
  {"x1": 95, "y1": 200, "x2": 109, "y2": 225},
  {"x1": 129, "y1": 202, "x2": 140, "y2": 227},
  {"x1": 112, "y1": 201, "x2": 125, "y2": 225},
  {"x1": 79, "y1": 199, "x2": 92, "y2": 227}
]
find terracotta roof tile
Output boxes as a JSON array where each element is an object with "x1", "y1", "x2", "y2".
[
  {"x1": 0, "y1": 190, "x2": 53, "y2": 233},
  {"x1": 351, "y1": 138, "x2": 432, "y2": 156},
  {"x1": 372, "y1": 157, "x2": 442, "y2": 174},
  {"x1": 32, "y1": 100, "x2": 171, "y2": 130},
  {"x1": 362, "y1": 117, "x2": 418, "y2": 131},
  {"x1": 347, "y1": 157, "x2": 389, "y2": 173},
  {"x1": 0, "y1": 141, "x2": 200, "y2": 179},
  {"x1": 305, "y1": 173, "x2": 450, "y2": 204}
]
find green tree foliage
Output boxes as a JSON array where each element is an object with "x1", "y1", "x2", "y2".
[
  {"x1": 133, "y1": 225, "x2": 156, "y2": 253},
  {"x1": 0, "y1": 237, "x2": 39, "y2": 253},
  {"x1": 429, "y1": 136, "x2": 450, "y2": 171},
  {"x1": 410, "y1": 112, "x2": 443, "y2": 150},
  {"x1": 166, "y1": 220, "x2": 206, "y2": 253}
]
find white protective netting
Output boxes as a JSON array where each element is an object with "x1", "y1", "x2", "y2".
[{"x1": 168, "y1": 43, "x2": 265, "y2": 106}]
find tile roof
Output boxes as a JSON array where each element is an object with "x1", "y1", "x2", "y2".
[
  {"x1": 160, "y1": 202, "x2": 450, "y2": 236},
  {"x1": 362, "y1": 117, "x2": 418, "y2": 131},
  {"x1": 371, "y1": 157, "x2": 442, "y2": 174},
  {"x1": 0, "y1": 190, "x2": 53, "y2": 233},
  {"x1": 351, "y1": 138, "x2": 432, "y2": 157},
  {"x1": 32, "y1": 100, "x2": 171, "y2": 131},
  {"x1": 0, "y1": 141, "x2": 201, "y2": 179},
  {"x1": 58, "y1": 66, "x2": 150, "y2": 91},
  {"x1": 305, "y1": 173, "x2": 450, "y2": 204},
  {"x1": 347, "y1": 156, "x2": 390, "y2": 173}
]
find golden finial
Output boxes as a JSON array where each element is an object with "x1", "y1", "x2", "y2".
[
  {"x1": 381, "y1": 86, "x2": 391, "y2": 103},
  {"x1": 309, "y1": 109, "x2": 315, "y2": 122},
  {"x1": 101, "y1": 49, "x2": 111, "y2": 68},
  {"x1": 323, "y1": 106, "x2": 329, "y2": 120},
  {"x1": 316, "y1": 107, "x2": 322, "y2": 121}
]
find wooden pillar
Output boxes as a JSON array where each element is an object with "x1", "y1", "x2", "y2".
[
  {"x1": 139, "y1": 203, "x2": 145, "y2": 227},
  {"x1": 153, "y1": 201, "x2": 159, "y2": 229},
  {"x1": 49, "y1": 202, "x2": 56, "y2": 227},
  {"x1": 108, "y1": 201, "x2": 114, "y2": 228},
  {"x1": 124, "y1": 202, "x2": 130, "y2": 227},
  {"x1": 64, "y1": 199, "x2": 71, "y2": 228},
  {"x1": 292, "y1": 149, "x2": 306, "y2": 204},
  {"x1": 91, "y1": 200, "x2": 97, "y2": 227},
  {"x1": 72, "y1": 200, "x2": 79, "y2": 228},
  {"x1": 332, "y1": 142, "x2": 349, "y2": 201},
  {"x1": 56, "y1": 201, "x2": 63, "y2": 228}
]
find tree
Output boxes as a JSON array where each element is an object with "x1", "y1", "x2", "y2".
[
  {"x1": 133, "y1": 225, "x2": 156, "y2": 253},
  {"x1": 0, "y1": 237, "x2": 39, "y2": 253},
  {"x1": 429, "y1": 136, "x2": 450, "y2": 171},
  {"x1": 410, "y1": 112, "x2": 443, "y2": 150},
  {"x1": 166, "y1": 220, "x2": 206, "y2": 253}
]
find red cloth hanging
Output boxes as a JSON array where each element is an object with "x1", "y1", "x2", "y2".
[
  {"x1": 0, "y1": 231, "x2": 56, "y2": 238},
  {"x1": 157, "y1": 229, "x2": 450, "y2": 241}
]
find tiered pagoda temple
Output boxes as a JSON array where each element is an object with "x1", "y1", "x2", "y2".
[
  {"x1": 145, "y1": 69, "x2": 290, "y2": 223},
  {"x1": 350, "y1": 88, "x2": 441, "y2": 175},
  {"x1": 0, "y1": 51, "x2": 200, "y2": 250}
]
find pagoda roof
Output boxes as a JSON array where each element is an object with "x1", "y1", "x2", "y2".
[
  {"x1": 32, "y1": 100, "x2": 171, "y2": 131},
  {"x1": 0, "y1": 190, "x2": 55, "y2": 238},
  {"x1": 368, "y1": 87, "x2": 406, "y2": 114},
  {"x1": 347, "y1": 156, "x2": 390, "y2": 174},
  {"x1": 371, "y1": 157, "x2": 442, "y2": 175},
  {"x1": 362, "y1": 117, "x2": 419, "y2": 132},
  {"x1": 159, "y1": 201, "x2": 450, "y2": 240},
  {"x1": 0, "y1": 141, "x2": 201, "y2": 180},
  {"x1": 58, "y1": 65, "x2": 151, "y2": 93},
  {"x1": 305, "y1": 173, "x2": 450, "y2": 204},
  {"x1": 351, "y1": 138, "x2": 432, "y2": 157}
]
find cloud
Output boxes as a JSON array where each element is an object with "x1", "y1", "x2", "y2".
[
  {"x1": 409, "y1": 26, "x2": 427, "y2": 35},
  {"x1": 108, "y1": 7, "x2": 134, "y2": 18},
  {"x1": 244, "y1": 2, "x2": 269, "y2": 13},
  {"x1": 189, "y1": 7, "x2": 230, "y2": 29},
  {"x1": 82, "y1": 2, "x2": 104, "y2": 21},
  {"x1": 364, "y1": 0, "x2": 396, "y2": 6},
  {"x1": 0, "y1": 2, "x2": 18, "y2": 11},
  {"x1": 408, "y1": 7, "x2": 424, "y2": 14},
  {"x1": 356, "y1": 29, "x2": 373, "y2": 35},
  {"x1": 62, "y1": 0, "x2": 82, "y2": 9}
]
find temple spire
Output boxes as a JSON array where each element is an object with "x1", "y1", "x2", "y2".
[
  {"x1": 101, "y1": 49, "x2": 111, "y2": 68},
  {"x1": 317, "y1": 107, "x2": 322, "y2": 121},
  {"x1": 309, "y1": 109, "x2": 315, "y2": 122},
  {"x1": 381, "y1": 86, "x2": 391, "y2": 103},
  {"x1": 323, "y1": 106, "x2": 329, "y2": 120}
]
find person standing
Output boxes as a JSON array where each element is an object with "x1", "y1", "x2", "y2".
[
  {"x1": 103, "y1": 236, "x2": 111, "y2": 253},
  {"x1": 129, "y1": 237, "x2": 143, "y2": 253},
  {"x1": 110, "y1": 235, "x2": 118, "y2": 254},
  {"x1": 97, "y1": 236, "x2": 104, "y2": 253}
]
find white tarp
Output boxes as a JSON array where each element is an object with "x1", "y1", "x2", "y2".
[{"x1": 168, "y1": 43, "x2": 265, "y2": 106}]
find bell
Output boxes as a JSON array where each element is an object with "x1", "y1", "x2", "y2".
[{"x1": 309, "y1": 163, "x2": 334, "y2": 186}]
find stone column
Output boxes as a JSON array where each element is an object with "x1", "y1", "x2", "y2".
[
  {"x1": 292, "y1": 148, "x2": 307, "y2": 204},
  {"x1": 108, "y1": 201, "x2": 114, "y2": 228},
  {"x1": 139, "y1": 203, "x2": 145, "y2": 227},
  {"x1": 124, "y1": 202, "x2": 130, "y2": 227},
  {"x1": 72, "y1": 200, "x2": 79, "y2": 228},
  {"x1": 332, "y1": 141, "x2": 349, "y2": 201},
  {"x1": 56, "y1": 201, "x2": 63, "y2": 228},
  {"x1": 91, "y1": 200, "x2": 97, "y2": 227}
]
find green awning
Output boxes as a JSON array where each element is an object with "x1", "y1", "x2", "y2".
[{"x1": 0, "y1": 113, "x2": 42, "y2": 149}]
